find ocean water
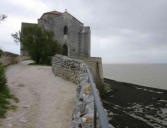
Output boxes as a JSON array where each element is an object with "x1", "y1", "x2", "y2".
[{"x1": 103, "y1": 64, "x2": 167, "y2": 90}]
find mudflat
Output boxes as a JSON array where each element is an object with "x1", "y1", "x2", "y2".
[{"x1": 103, "y1": 78, "x2": 167, "y2": 128}]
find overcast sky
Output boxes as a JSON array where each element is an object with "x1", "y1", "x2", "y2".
[{"x1": 0, "y1": 0, "x2": 167, "y2": 63}]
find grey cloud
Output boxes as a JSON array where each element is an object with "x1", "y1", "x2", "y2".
[
  {"x1": 0, "y1": 0, "x2": 47, "y2": 19},
  {"x1": 0, "y1": 0, "x2": 167, "y2": 63}
]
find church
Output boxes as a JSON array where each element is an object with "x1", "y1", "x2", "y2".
[
  {"x1": 21, "y1": 10, "x2": 91, "y2": 58},
  {"x1": 21, "y1": 10, "x2": 103, "y2": 90}
]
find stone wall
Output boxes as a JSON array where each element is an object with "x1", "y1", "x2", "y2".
[
  {"x1": 80, "y1": 57, "x2": 104, "y2": 89},
  {"x1": 79, "y1": 26, "x2": 90, "y2": 57},
  {"x1": 52, "y1": 55, "x2": 101, "y2": 127},
  {"x1": 20, "y1": 56, "x2": 31, "y2": 61},
  {"x1": 0, "y1": 55, "x2": 20, "y2": 66}
]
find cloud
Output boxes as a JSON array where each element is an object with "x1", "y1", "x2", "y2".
[{"x1": 0, "y1": 0, "x2": 167, "y2": 63}]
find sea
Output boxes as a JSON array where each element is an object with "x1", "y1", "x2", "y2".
[{"x1": 103, "y1": 64, "x2": 167, "y2": 90}]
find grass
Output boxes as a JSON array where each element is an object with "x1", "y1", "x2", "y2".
[{"x1": 0, "y1": 85, "x2": 19, "y2": 118}]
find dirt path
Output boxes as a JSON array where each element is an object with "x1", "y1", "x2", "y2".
[{"x1": 0, "y1": 61, "x2": 76, "y2": 128}]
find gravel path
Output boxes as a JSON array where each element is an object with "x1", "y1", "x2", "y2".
[{"x1": 0, "y1": 61, "x2": 76, "y2": 128}]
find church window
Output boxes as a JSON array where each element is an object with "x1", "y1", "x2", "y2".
[{"x1": 64, "y1": 26, "x2": 68, "y2": 35}]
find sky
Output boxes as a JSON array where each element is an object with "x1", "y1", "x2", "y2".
[{"x1": 0, "y1": 0, "x2": 167, "y2": 63}]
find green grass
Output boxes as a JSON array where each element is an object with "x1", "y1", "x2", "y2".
[{"x1": 0, "y1": 85, "x2": 19, "y2": 118}]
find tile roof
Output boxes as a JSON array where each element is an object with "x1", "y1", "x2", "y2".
[{"x1": 39, "y1": 10, "x2": 62, "y2": 20}]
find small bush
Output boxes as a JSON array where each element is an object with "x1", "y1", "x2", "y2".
[
  {"x1": 99, "y1": 86, "x2": 108, "y2": 99},
  {"x1": 0, "y1": 64, "x2": 18, "y2": 118},
  {"x1": 0, "y1": 49, "x2": 3, "y2": 57},
  {"x1": 99, "y1": 83, "x2": 112, "y2": 99},
  {"x1": 0, "y1": 64, "x2": 6, "y2": 88}
]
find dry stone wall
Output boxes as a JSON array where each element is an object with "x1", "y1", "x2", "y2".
[
  {"x1": 0, "y1": 56, "x2": 20, "y2": 66},
  {"x1": 52, "y1": 54, "x2": 101, "y2": 128}
]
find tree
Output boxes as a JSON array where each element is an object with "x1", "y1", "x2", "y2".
[
  {"x1": 0, "y1": 49, "x2": 3, "y2": 57},
  {"x1": 11, "y1": 32, "x2": 20, "y2": 44},
  {"x1": 0, "y1": 14, "x2": 7, "y2": 22},
  {"x1": 12, "y1": 26, "x2": 62, "y2": 65}
]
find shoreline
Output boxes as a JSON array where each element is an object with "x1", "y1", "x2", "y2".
[
  {"x1": 104, "y1": 78, "x2": 167, "y2": 92},
  {"x1": 103, "y1": 63, "x2": 167, "y2": 90}
]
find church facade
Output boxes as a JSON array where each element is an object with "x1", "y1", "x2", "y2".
[{"x1": 21, "y1": 10, "x2": 91, "y2": 58}]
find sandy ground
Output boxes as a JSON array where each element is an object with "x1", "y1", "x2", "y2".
[{"x1": 0, "y1": 61, "x2": 76, "y2": 128}]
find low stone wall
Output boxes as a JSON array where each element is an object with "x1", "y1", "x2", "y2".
[
  {"x1": 20, "y1": 56, "x2": 31, "y2": 61},
  {"x1": 0, "y1": 56, "x2": 20, "y2": 66},
  {"x1": 52, "y1": 55, "x2": 101, "y2": 127}
]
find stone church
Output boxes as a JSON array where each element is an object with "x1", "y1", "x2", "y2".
[{"x1": 21, "y1": 10, "x2": 91, "y2": 58}]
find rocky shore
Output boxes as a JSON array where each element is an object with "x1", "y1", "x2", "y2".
[{"x1": 103, "y1": 78, "x2": 167, "y2": 128}]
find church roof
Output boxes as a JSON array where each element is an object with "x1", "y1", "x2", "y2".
[
  {"x1": 39, "y1": 10, "x2": 83, "y2": 25},
  {"x1": 39, "y1": 10, "x2": 62, "y2": 20}
]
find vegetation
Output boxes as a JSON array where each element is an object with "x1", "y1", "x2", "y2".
[
  {"x1": 0, "y1": 49, "x2": 3, "y2": 57},
  {"x1": 12, "y1": 26, "x2": 63, "y2": 65},
  {"x1": 0, "y1": 64, "x2": 6, "y2": 88},
  {"x1": 99, "y1": 85, "x2": 109, "y2": 99},
  {"x1": 0, "y1": 64, "x2": 18, "y2": 118},
  {"x1": 0, "y1": 14, "x2": 7, "y2": 22},
  {"x1": 0, "y1": 15, "x2": 18, "y2": 118}
]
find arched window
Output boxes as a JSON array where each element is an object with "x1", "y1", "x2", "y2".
[{"x1": 64, "y1": 26, "x2": 68, "y2": 35}]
